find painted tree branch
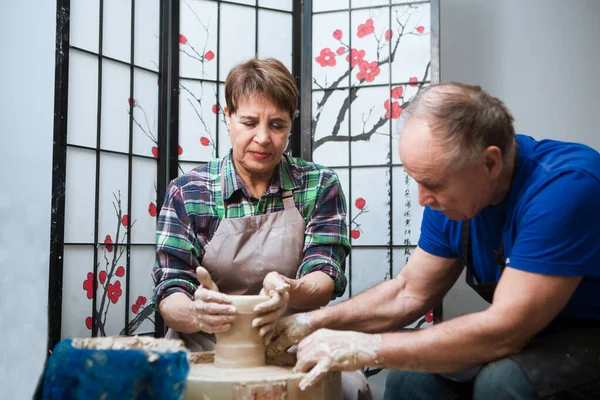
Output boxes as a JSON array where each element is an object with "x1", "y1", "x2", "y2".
[
  {"x1": 119, "y1": 305, "x2": 153, "y2": 336},
  {"x1": 312, "y1": 64, "x2": 429, "y2": 149}
]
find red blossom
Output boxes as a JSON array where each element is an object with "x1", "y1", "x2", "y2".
[
  {"x1": 115, "y1": 266, "x2": 125, "y2": 277},
  {"x1": 107, "y1": 281, "x2": 122, "y2": 304},
  {"x1": 132, "y1": 295, "x2": 147, "y2": 314},
  {"x1": 85, "y1": 317, "x2": 93, "y2": 329},
  {"x1": 178, "y1": 145, "x2": 183, "y2": 155},
  {"x1": 128, "y1": 98, "x2": 136, "y2": 107},
  {"x1": 151, "y1": 146, "x2": 158, "y2": 159},
  {"x1": 333, "y1": 29, "x2": 343, "y2": 40},
  {"x1": 384, "y1": 100, "x2": 403, "y2": 119},
  {"x1": 104, "y1": 235, "x2": 113, "y2": 252},
  {"x1": 346, "y1": 49, "x2": 366, "y2": 68},
  {"x1": 357, "y1": 19, "x2": 375, "y2": 38},
  {"x1": 211, "y1": 104, "x2": 218, "y2": 114},
  {"x1": 336, "y1": 47, "x2": 346, "y2": 55},
  {"x1": 350, "y1": 229, "x2": 361, "y2": 239},
  {"x1": 391, "y1": 86, "x2": 404, "y2": 99},
  {"x1": 425, "y1": 309, "x2": 434, "y2": 323},
  {"x1": 356, "y1": 61, "x2": 381, "y2": 82},
  {"x1": 179, "y1": 34, "x2": 188, "y2": 45},
  {"x1": 148, "y1": 202, "x2": 157, "y2": 217},
  {"x1": 204, "y1": 50, "x2": 215, "y2": 61},
  {"x1": 408, "y1": 77, "x2": 419, "y2": 87},
  {"x1": 121, "y1": 215, "x2": 129, "y2": 227},
  {"x1": 355, "y1": 198, "x2": 366, "y2": 210},
  {"x1": 83, "y1": 272, "x2": 95, "y2": 299},
  {"x1": 99, "y1": 270, "x2": 107, "y2": 285},
  {"x1": 315, "y1": 48, "x2": 336, "y2": 67},
  {"x1": 416, "y1": 26, "x2": 425, "y2": 34},
  {"x1": 385, "y1": 30, "x2": 393, "y2": 41},
  {"x1": 200, "y1": 137, "x2": 211, "y2": 146}
]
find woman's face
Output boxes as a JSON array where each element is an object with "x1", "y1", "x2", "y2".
[{"x1": 226, "y1": 95, "x2": 292, "y2": 179}]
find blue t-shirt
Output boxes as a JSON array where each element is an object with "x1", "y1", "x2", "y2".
[{"x1": 418, "y1": 134, "x2": 600, "y2": 319}]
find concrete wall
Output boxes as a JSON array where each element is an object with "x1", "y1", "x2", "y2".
[
  {"x1": 0, "y1": 1, "x2": 56, "y2": 397},
  {"x1": 440, "y1": 0, "x2": 600, "y2": 318}
]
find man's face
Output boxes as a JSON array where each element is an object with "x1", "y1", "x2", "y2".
[{"x1": 399, "y1": 117, "x2": 495, "y2": 220}]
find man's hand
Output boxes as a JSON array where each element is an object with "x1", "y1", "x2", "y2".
[
  {"x1": 294, "y1": 329, "x2": 382, "y2": 391},
  {"x1": 266, "y1": 313, "x2": 315, "y2": 362},
  {"x1": 193, "y1": 266, "x2": 237, "y2": 334},
  {"x1": 253, "y1": 272, "x2": 292, "y2": 345}
]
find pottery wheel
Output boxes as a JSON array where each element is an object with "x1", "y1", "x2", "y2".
[{"x1": 186, "y1": 358, "x2": 341, "y2": 400}]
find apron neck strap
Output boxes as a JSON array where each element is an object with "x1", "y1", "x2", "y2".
[
  {"x1": 461, "y1": 219, "x2": 478, "y2": 284},
  {"x1": 281, "y1": 190, "x2": 295, "y2": 210},
  {"x1": 219, "y1": 161, "x2": 230, "y2": 213}
]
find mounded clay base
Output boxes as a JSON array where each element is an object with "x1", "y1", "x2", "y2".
[
  {"x1": 186, "y1": 356, "x2": 342, "y2": 400},
  {"x1": 185, "y1": 295, "x2": 342, "y2": 399}
]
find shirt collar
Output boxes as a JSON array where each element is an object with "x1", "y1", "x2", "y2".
[{"x1": 221, "y1": 151, "x2": 300, "y2": 200}]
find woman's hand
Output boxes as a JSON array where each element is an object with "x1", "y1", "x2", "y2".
[
  {"x1": 253, "y1": 272, "x2": 292, "y2": 344},
  {"x1": 193, "y1": 266, "x2": 237, "y2": 334}
]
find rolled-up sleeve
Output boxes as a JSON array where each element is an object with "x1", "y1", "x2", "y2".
[
  {"x1": 298, "y1": 172, "x2": 350, "y2": 298},
  {"x1": 152, "y1": 182, "x2": 202, "y2": 306}
]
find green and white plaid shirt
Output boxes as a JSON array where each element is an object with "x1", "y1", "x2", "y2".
[{"x1": 153, "y1": 151, "x2": 350, "y2": 304}]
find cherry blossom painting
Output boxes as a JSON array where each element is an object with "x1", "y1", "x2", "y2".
[
  {"x1": 312, "y1": 4, "x2": 431, "y2": 165},
  {"x1": 350, "y1": 197, "x2": 368, "y2": 240},
  {"x1": 178, "y1": 0, "x2": 222, "y2": 167},
  {"x1": 82, "y1": 191, "x2": 155, "y2": 336}
]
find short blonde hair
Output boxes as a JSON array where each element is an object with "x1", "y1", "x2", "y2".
[
  {"x1": 225, "y1": 58, "x2": 298, "y2": 120},
  {"x1": 406, "y1": 82, "x2": 516, "y2": 168}
]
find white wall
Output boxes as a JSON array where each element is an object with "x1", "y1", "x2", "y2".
[
  {"x1": 0, "y1": 1, "x2": 56, "y2": 397},
  {"x1": 440, "y1": 0, "x2": 600, "y2": 318}
]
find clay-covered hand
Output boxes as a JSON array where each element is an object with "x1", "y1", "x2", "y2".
[
  {"x1": 293, "y1": 329, "x2": 383, "y2": 391},
  {"x1": 266, "y1": 313, "x2": 315, "y2": 362},
  {"x1": 253, "y1": 272, "x2": 292, "y2": 345},
  {"x1": 193, "y1": 266, "x2": 237, "y2": 334}
]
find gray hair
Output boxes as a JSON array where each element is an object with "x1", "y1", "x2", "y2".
[{"x1": 404, "y1": 82, "x2": 516, "y2": 169}]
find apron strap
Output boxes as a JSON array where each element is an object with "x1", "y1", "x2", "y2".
[
  {"x1": 281, "y1": 190, "x2": 295, "y2": 210},
  {"x1": 219, "y1": 161, "x2": 229, "y2": 217},
  {"x1": 461, "y1": 219, "x2": 479, "y2": 285}
]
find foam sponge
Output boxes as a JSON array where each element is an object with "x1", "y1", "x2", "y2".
[{"x1": 39, "y1": 338, "x2": 189, "y2": 400}]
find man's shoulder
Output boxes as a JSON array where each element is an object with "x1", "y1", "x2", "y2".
[{"x1": 518, "y1": 134, "x2": 600, "y2": 183}]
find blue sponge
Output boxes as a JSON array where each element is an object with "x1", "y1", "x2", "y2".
[{"x1": 40, "y1": 339, "x2": 190, "y2": 400}]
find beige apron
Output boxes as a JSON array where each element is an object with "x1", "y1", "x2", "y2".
[{"x1": 166, "y1": 165, "x2": 373, "y2": 400}]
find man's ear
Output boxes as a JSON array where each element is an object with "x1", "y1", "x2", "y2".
[{"x1": 483, "y1": 146, "x2": 503, "y2": 179}]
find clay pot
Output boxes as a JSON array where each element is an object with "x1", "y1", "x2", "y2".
[{"x1": 214, "y1": 294, "x2": 270, "y2": 368}]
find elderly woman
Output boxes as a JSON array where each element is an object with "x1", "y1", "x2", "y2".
[{"x1": 152, "y1": 58, "x2": 373, "y2": 399}]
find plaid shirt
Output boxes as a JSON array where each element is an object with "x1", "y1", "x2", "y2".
[{"x1": 153, "y1": 152, "x2": 350, "y2": 305}]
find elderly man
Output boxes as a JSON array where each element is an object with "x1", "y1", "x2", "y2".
[{"x1": 267, "y1": 83, "x2": 600, "y2": 399}]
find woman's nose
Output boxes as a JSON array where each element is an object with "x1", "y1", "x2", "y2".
[{"x1": 254, "y1": 124, "x2": 270, "y2": 144}]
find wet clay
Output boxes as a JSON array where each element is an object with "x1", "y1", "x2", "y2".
[{"x1": 214, "y1": 295, "x2": 269, "y2": 368}]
